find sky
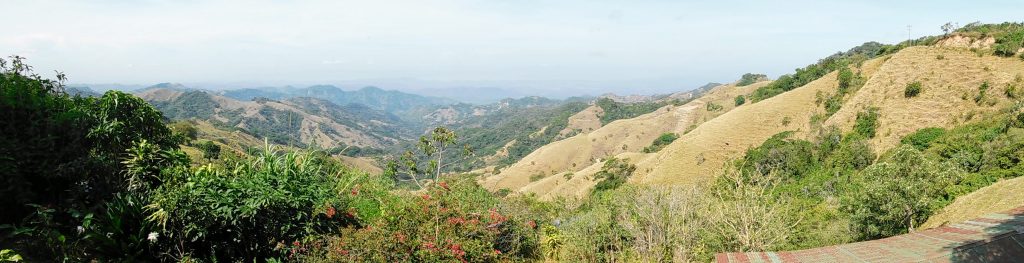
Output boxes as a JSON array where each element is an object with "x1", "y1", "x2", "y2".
[{"x1": 2, "y1": 0, "x2": 1022, "y2": 100}]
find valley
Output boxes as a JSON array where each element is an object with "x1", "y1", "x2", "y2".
[{"x1": 2, "y1": 12, "x2": 1023, "y2": 262}]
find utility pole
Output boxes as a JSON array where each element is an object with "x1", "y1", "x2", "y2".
[{"x1": 907, "y1": 25, "x2": 913, "y2": 45}]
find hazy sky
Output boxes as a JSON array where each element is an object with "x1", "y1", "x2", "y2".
[{"x1": 2, "y1": 0, "x2": 1022, "y2": 97}]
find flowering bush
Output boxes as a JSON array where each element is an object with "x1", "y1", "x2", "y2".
[{"x1": 306, "y1": 176, "x2": 540, "y2": 262}]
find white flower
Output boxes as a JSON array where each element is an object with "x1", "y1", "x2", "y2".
[
  {"x1": 147, "y1": 232, "x2": 159, "y2": 243},
  {"x1": 76, "y1": 226, "x2": 85, "y2": 234}
]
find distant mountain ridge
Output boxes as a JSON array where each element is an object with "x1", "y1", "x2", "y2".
[{"x1": 220, "y1": 85, "x2": 457, "y2": 114}]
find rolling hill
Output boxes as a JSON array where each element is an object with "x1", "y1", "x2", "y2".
[
  {"x1": 484, "y1": 31, "x2": 1024, "y2": 200},
  {"x1": 634, "y1": 44, "x2": 1021, "y2": 191},
  {"x1": 137, "y1": 86, "x2": 410, "y2": 149},
  {"x1": 481, "y1": 80, "x2": 765, "y2": 198}
]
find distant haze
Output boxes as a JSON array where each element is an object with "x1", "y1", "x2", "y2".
[{"x1": 3, "y1": 0, "x2": 1022, "y2": 100}]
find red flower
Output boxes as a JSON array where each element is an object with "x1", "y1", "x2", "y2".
[
  {"x1": 421, "y1": 194, "x2": 431, "y2": 200},
  {"x1": 325, "y1": 205, "x2": 336, "y2": 218},
  {"x1": 527, "y1": 220, "x2": 537, "y2": 229},
  {"x1": 488, "y1": 209, "x2": 506, "y2": 223},
  {"x1": 494, "y1": 249, "x2": 502, "y2": 255},
  {"x1": 439, "y1": 181, "x2": 450, "y2": 190},
  {"x1": 293, "y1": 241, "x2": 301, "y2": 247},
  {"x1": 350, "y1": 184, "x2": 360, "y2": 196},
  {"x1": 422, "y1": 242, "x2": 436, "y2": 250},
  {"x1": 447, "y1": 217, "x2": 465, "y2": 225}
]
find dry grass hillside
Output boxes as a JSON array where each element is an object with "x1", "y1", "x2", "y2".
[
  {"x1": 921, "y1": 176, "x2": 1024, "y2": 230},
  {"x1": 823, "y1": 46, "x2": 1024, "y2": 153},
  {"x1": 559, "y1": 105, "x2": 603, "y2": 136},
  {"x1": 482, "y1": 43, "x2": 1024, "y2": 198},
  {"x1": 630, "y1": 70, "x2": 848, "y2": 186},
  {"x1": 481, "y1": 82, "x2": 765, "y2": 195},
  {"x1": 631, "y1": 45, "x2": 1023, "y2": 188}
]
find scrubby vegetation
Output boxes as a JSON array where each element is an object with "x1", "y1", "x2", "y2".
[
  {"x1": 591, "y1": 158, "x2": 637, "y2": 193},
  {"x1": 595, "y1": 98, "x2": 678, "y2": 125},
  {"x1": 736, "y1": 73, "x2": 767, "y2": 86},
  {"x1": 749, "y1": 37, "x2": 934, "y2": 102},
  {"x1": 853, "y1": 107, "x2": 880, "y2": 138},
  {"x1": 955, "y1": 22, "x2": 1024, "y2": 58},
  {"x1": 905, "y1": 81, "x2": 922, "y2": 98},
  {"x1": 734, "y1": 95, "x2": 746, "y2": 106},
  {"x1": 705, "y1": 101, "x2": 723, "y2": 112},
  {"x1": 642, "y1": 133, "x2": 679, "y2": 153},
  {"x1": 452, "y1": 101, "x2": 590, "y2": 170}
]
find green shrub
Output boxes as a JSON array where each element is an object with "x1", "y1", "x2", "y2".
[
  {"x1": 904, "y1": 82, "x2": 922, "y2": 98},
  {"x1": 837, "y1": 68, "x2": 855, "y2": 94},
  {"x1": 854, "y1": 108, "x2": 880, "y2": 138},
  {"x1": 734, "y1": 95, "x2": 746, "y2": 106},
  {"x1": 735, "y1": 131, "x2": 816, "y2": 179},
  {"x1": 196, "y1": 140, "x2": 222, "y2": 160},
  {"x1": 529, "y1": 173, "x2": 546, "y2": 182},
  {"x1": 705, "y1": 101, "x2": 723, "y2": 112},
  {"x1": 824, "y1": 94, "x2": 843, "y2": 116},
  {"x1": 975, "y1": 82, "x2": 990, "y2": 104},
  {"x1": 147, "y1": 147, "x2": 374, "y2": 260},
  {"x1": 592, "y1": 158, "x2": 636, "y2": 193},
  {"x1": 901, "y1": 127, "x2": 947, "y2": 150},
  {"x1": 642, "y1": 133, "x2": 679, "y2": 153}
]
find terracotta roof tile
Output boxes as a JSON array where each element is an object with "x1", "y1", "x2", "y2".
[{"x1": 715, "y1": 207, "x2": 1024, "y2": 262}]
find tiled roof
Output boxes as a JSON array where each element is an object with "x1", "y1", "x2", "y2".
[{"x1": 716, "y1": 206, "x2": 1024, "y2": 263}]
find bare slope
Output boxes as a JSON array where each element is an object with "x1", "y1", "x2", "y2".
[{"x1": 482, "y1": 82, "x2": 765, "y2": 194}]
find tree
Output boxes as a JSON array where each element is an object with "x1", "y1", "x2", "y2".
[
  {"x1": 389, "y1": 127, "x2": 473, "y2": 189},
  {"x1": 197, "y1": 140, "x2": 221, "y2": 161},
  {"x1": 843, "y1": 145, "x2": 963, "y2": 238},
  {"x1": 941, "y1": 22, "x2": 958, "y2": 35},
  {"x1": 0, "y1": 56, "x2": 177, "y2": 224}
]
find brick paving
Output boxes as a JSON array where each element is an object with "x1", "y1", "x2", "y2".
[{"x1": 716, "y1": 207, "x2": 1024, "y2": 262}]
